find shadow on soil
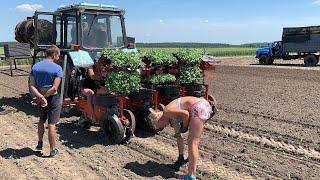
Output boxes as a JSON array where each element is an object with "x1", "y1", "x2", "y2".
[
  {"x1": 57, "y1": 119, "x2": 162, "y2": 149},
  {"x1": 57, "y1": 121, "x2": 114, "y2": 149},
  {"x1": 0, "y1": 147, "x2": 42, "y2": 159},
  {"x1": 124, "y1": 160, "x2": 178, "y2": 179},
  {"x1": 0, "y1": 93, "x2": 38, "y2": 116},
  {"x1": 134, "y1": 128, "x2": 157, "y2": 138}
]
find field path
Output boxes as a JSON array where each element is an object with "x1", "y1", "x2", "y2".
[
  {"x1": 2, "y1": 61, "x2": 320, "y2": 179},
  {"x1": 0, "y1": 66, "x2": 252, "y2": 180}
]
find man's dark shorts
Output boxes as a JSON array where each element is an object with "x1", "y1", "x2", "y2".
[{"x1": 39, "y1": 94, "x2": 61, "y2": 124}]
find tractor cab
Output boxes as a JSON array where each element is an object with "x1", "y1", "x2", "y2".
[
  {"x1": 24, "y1": 3, "x2": 137, "y2": 100},
  {"x1": 33, "y1": 3, "x2": 135, "y2": 59}
]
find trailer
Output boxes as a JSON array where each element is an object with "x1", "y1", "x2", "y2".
[{"x1": 256, "y1": 25, "x2": 320, "y2": 66}]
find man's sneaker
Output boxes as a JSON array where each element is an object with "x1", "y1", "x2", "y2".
[
  {"x1": 173, "y1": 158, "x2": 188, "y2": 170},
  {"x1": 49, "y1": 149, "x2": 59, "y2": 157},
  {"x1": 36, "y1": 141, "x2": 43, "y2": 150}
]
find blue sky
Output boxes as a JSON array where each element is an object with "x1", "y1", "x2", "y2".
[{"x1": 1, "y1": 0, "x2": 320, "y2": 44}]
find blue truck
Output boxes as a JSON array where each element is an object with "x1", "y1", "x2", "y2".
[{"x1": 256, "y1": 26, "x2": 320, "y2": 66}]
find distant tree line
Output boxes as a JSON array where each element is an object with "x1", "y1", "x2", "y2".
[
  {"x1": 0, "y1": 41, "x2": 18, "y2": 47},
  {"x1": 0, "y1": 41, "x2": 270, "y2": 48},
  {"x1": 136, "y1": 42, "x2": 270, "y2": 48}
]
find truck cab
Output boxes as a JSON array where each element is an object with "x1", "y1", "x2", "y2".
[{"x1": 255, "y1": 41, "x2": 283, "y2": 65}]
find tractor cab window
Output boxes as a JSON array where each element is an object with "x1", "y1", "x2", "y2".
[
  {"x1": 56, "y1": 16, "x2": 62, "y2": 46},
  {"x1": 36, "y1": 14, "x2": 57, "y2": 46},
  {"x1": 65, "y1": 13, "x2": 77, "y2": 47},
  {"x1": 81, "y1": 13, "x2": 124, "y2": 49}
]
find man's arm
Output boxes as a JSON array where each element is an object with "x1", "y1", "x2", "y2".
[
  {"x1": 29, "y1": 75, "x2": 45, "y2": 98},
  {"x1": 30, "y1": 75, "x2": 48, "y2": 107},
  {"x1": 43, "y1": 77, "x2": 61, "y2": 97}
]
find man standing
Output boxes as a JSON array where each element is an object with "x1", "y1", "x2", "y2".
[{"x1": 29, "y1": 45, "x2": 63, "y2": 157}]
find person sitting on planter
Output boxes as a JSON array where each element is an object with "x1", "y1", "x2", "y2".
[
  {"x1": 78, "y1": 60, "x2": 103, "y2": 127},
  {"x1": 150, "y1": 96, "x2": 217, "y2": 180}
]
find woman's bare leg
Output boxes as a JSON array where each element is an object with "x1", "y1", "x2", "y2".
[
  {"x1": 81, "y1": 88, "x2": 95, "y2": 120},
  {"x1": 187, "y1": 118, "x2": 204, "y2": 177}
]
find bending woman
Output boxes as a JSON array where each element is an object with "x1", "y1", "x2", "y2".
[{"x1": 151, "y1": 96, "x2": 217, "y2": 180}]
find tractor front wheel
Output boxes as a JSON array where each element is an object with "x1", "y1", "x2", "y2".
[{"x1": 101, "y1": 114, "x2": 125, "y2": 144}]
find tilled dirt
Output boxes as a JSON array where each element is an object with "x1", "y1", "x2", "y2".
[{"x1": 1, "y1": 58, "x2": 320, "y2": 180}]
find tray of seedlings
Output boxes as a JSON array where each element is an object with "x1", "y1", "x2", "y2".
[
  {"x1": 96, "y1": 49, "x2": 143, "y2": 143},
  {"x1": 174, "y1": 48, "x2": 207, "y2": 98},
  {"x1": 127, "y1": 50, "x2": 178, "y2": 133}
]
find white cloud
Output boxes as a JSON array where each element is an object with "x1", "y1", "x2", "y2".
[
  {"x1": 200, "y1": 19, "x2": 209, "y2": 23},
  {"x1": 312, "y1": 0, "x2": 320, "y2": 5},
  {"x1": 16, "y1": 4, "x2": 43, "y2": 12},
  {"x1": 159, "y1": 19, "x2": 164, "y2": 23},
  {"x1": 59, "y1": 4, "x2": 67, "y2": 8}
]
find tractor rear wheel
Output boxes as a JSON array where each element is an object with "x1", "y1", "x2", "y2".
[
  {"x1": 304, "y1": 55, "x2": 318, "y2": 67},
  {"x1": 101, "y1": 114, "x2": 125, "y2": 144},
  {"x1": 158, "y1": 103, "x2": 165, "y2": 111},
  {"x1": 208, "y1": 94, "x2": 218, "y2": 115},
  {"x1": 123, "y1": 109, "x2": 136, "y2": 141},
  {"x1": 259, "y1": 55, "x2": 274, "y2": 65},
  {"x1": 208, "y1": 94, "x2": 217, "y2": 105}
]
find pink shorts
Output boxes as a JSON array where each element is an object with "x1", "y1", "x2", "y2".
[{"x1": 189, "y1": 99, "x2": 211, "y2": 122}]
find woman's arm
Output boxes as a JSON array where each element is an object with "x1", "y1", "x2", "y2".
[
  {"x1": 164, "y1": 107, "x2": 189, "y2": 126},
  {"x1": 88, "y1": 66, "x2": 102, "y2": 81}
]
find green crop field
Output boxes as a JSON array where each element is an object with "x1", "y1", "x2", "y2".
[
  {"x1": 0, "y1": 46, "x2": 32, "y2": 66},
  {"x1": 138, "y1": 47, "x2": 256, "y2": 57},
  {"x1": 0, "y1": 46, "x2": 256, "y2": 57}
]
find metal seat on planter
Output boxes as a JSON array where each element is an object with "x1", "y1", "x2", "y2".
[{"x1": 3, "y1": 43, "x2": 31, "y2": 76}]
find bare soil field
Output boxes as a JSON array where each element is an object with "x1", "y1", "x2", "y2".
[{"x1": 1, "y1": 57, "x2": 320, "y2": 180}]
